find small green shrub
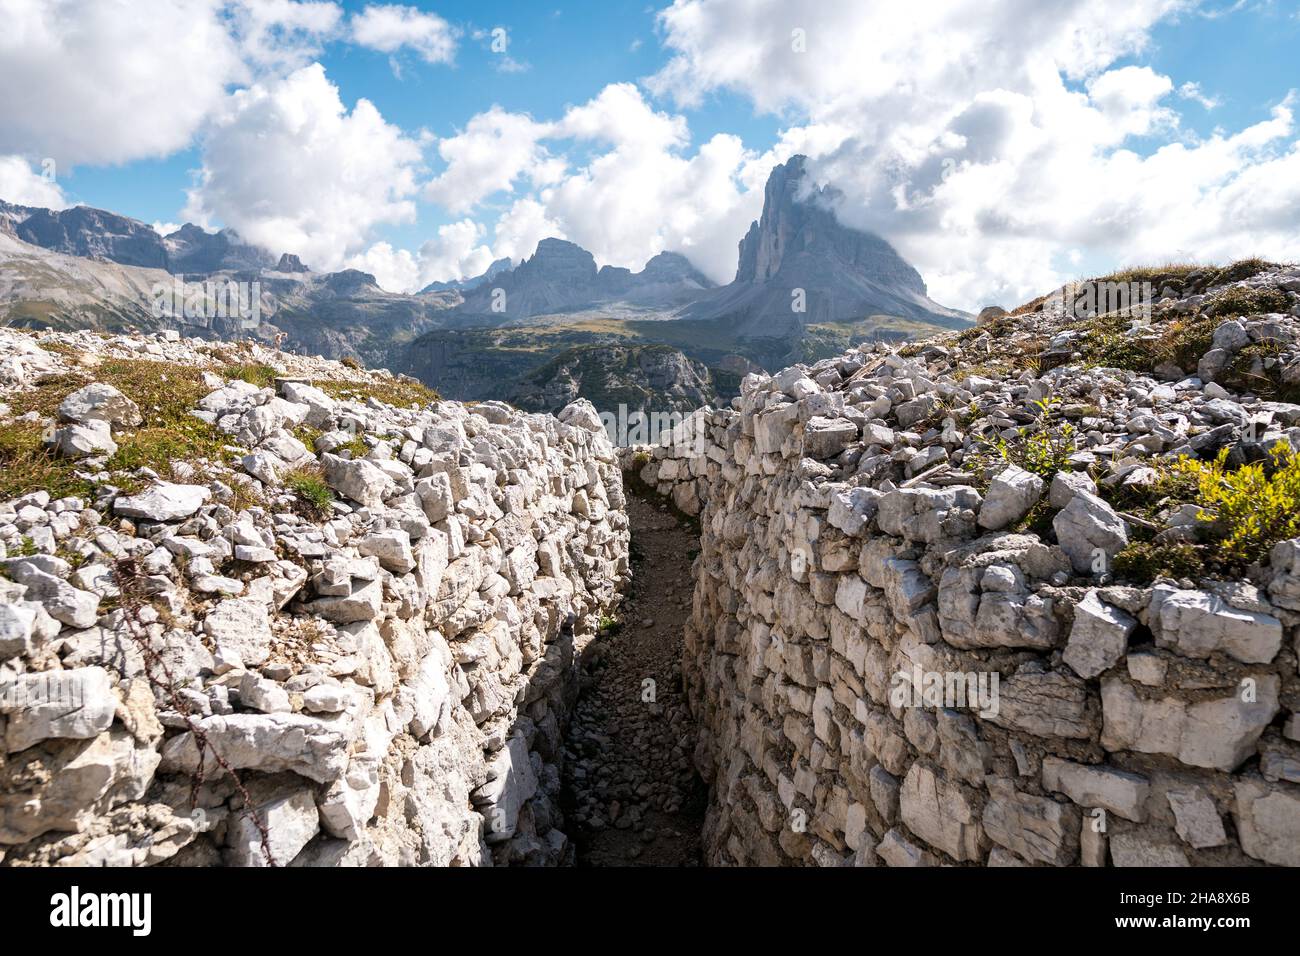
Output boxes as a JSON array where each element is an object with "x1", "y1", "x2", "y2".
[
  {"x1": 284, "y1": 464, "x2": 333, "y2": 518},
  {"x1": 1172, "y1": 446, "x2": 1300, "y2": 563},
  {"x1": 1112, "y1": 541, "x2": 1204, "y2": 583},
  {"x1": 994, "y1": 398, "x2": 1077, "y2": 479}
]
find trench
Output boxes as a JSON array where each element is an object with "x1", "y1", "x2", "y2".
[{"x1": 560, "y1": 491, "x2": 708, "y2": 866}]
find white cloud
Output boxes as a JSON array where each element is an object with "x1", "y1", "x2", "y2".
[
  {"x1": 182, "y1": 63, "x2": 423, "y2": 272},
  {"x1": 345, "y1": 241, "x2": 419, "y2": 292},
  {"x1": 635, "y1": 0, "x2": 1299, "y2": 308},
  {"x1": 0, "y1": 0, "x2": 246, "y2": 166},
  {"x1": 228, "y1": 0, "x2": 344, "y2": 70},
  {"x1": 0, "y1": 155, "x2": 67, "y2": 207},
  {"x1": 491, "y1": 198, "x2": 565, "y2": 265},
  {"x1": 350, "y1": 3, "x2": 457, "y2": 64},
  {"x1": 0, "y1": 0, "x2": 355, "y2": 169},
  {"x1": 420, "y1": 84, "x2": 852, "y2": 284},
  {"x1": 345, "y1": 220, "x2": 498, "y2": 293},
  {"x1": 1178, "y1": 81, "x2": 1221, "y2": 109},
  {"x1": 416, "y1": 218, "x2": 496, "y2": 284},
  {"x1": 424, "y1": 107, "x2": 559, "y2": 214}
]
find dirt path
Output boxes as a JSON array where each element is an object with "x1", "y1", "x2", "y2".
[{"x1": 561, "y1": 491, "x2": 708, "y2": 866}]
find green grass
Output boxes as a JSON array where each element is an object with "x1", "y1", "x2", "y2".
[
  {"x1": 222, "y1": 362, "x2": 281, "y2": 388},
  {"x1": 1112, "y1": 542, "x2": 1204, "y2": 583},
  {"x1": 1204, "y1": 285, "x2": 1290, "y2": 320},
  {"x1": 284, "y1": 463, "x2": 333, "y2": 518},
  {"x1": 0, "y1": 421, "x2": 94, "y2": 500},
  {"x1": 317, "y1": 376, "x2": 440, "y2": 408},
  {"x1": 0, "y1": 357, "x2": 234, "y2": 501}
]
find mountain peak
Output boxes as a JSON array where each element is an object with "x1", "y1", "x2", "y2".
[{"x1": 734, "y1": 154, "x2": 927, "y2": 297}]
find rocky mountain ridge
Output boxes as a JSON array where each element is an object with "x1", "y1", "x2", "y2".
[
  {"x1": 680, "y1": 156, "x2": 967, "y2": 336},
  {"x1": 0, "y1": 200, "x2": 286, "y2": 275},
  {"x1": 0, "y1": 158, "x2": 971, "y2": 419}
]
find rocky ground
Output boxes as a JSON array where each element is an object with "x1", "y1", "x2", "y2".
[{"x1": 561, "y1": 492, "x2": 707, "y2": 866}]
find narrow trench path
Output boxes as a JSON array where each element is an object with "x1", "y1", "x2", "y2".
[{"x1": 561, "y1": 492, "x2": 708, "y2": 866}]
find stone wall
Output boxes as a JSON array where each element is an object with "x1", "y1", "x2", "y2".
[
  {"x1": 0, "y1": 330, "x2": 629, "y2": 866},
  {"x1": 625, "y1": 347, "x2": 1300, "y2": 867}
]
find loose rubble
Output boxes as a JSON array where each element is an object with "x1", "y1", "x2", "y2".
[{"x1": 560, "y1": 493, "x2": 705, "y2": 865}]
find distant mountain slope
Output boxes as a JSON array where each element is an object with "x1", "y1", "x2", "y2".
[
  {"x1": 453, "y1": 239, "x2": 715, "y2": 319},
  {"x1": 508, "y1": 343, "x2": 717, "y2": 416},
  {"x1": 15, "y1": 205, "x2": 170, "y2": 270},
  {"x1": 0, "y1": 201, "x2": 290, "y2": 275},
  {"x1": 163, "y1": 223, "x2": 280, "y2": 274},
  {"x1": 0, "y1": 232, "x2": 459, "y2": 364},
  {"x1": 0, "y1": 155, "x2": 968, "y2": 405},
  {"x1": 419, "y1": 256, "x2": 512, "y2": 294}
]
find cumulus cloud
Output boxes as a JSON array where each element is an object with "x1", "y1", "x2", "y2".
[
  {"x1": 346, "y1": 218, "x2": 499, "y2": 293},
  {"x1": 424, "y1": 107, "x2": 560, "y2": 215},
  {"x1": 350, "y1": 3, "x2": 457, "y2": 64},
  {"x1": 416, "y1": 219, "x2": 497, "y2": 283},
  {"x1": 229, "y1": 0, "x2": 344, "y2": 70},
  {"x1": 182, "y1": 63, "x2": 423, "y2": 272},
  {"x1": 0, "y1": 0, "x2": 246, "y2": 166},
  {"x1": 421, "y1": 83, "x2": 813, "y2": 283},
  {"x1": 0, "y1": 155, "x2": 67, "y2": 207}
]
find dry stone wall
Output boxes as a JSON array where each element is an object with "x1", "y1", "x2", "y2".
[
  {"x1": 626, "y1": 298, "x2": 1300, "y2": 866},
  {"x1": 0, "y1": 329, "x2": 628, "y2": 866}
]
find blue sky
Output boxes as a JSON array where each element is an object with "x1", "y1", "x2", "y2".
[
  {"x1": 56, "y1": 1, "x2": 784, "y2": 252},
  {"x1": 1, "y1": 0, "x2": 1298, "y2": 308}
]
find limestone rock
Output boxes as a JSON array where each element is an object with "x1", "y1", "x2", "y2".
[
  {"x1": 1062, "y1": 589, "x2": 1136, "y2": 679},
  {"x1": 114, "y1": 482, "x2": 211, "y2": 521},
  {"x1": 1052, "y1": 490, "x2": 1128, "y2": 575},
  {"x1": 978, "y1": 466, "x2": 1044, "y2": 530},
  {"x1": 58, "y1": 382, "x2": 142, "y2": 428}
]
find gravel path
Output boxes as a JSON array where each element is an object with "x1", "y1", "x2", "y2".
[{"x1": 561, "y1": 492, "x2": 707, "y2": 866}]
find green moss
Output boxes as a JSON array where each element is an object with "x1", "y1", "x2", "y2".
[
  {"x1": 293, "y1": 424, "x2": 323, "y2": 453},
  {"x1": 1, "y1": 358, "x2": 233, "y2": 500},
  {"x1": 1080, "y1": 312, "x2": 1217, "y2": 374},
  {"x1": 317, "y1": 376, "x2": 440, "y2": 408},
  {"x1": 339, "y1": 432, "x2": 369, "y2": 458},
  {"x1": 0, "y1": 421, "x2": 94, "y2": 501},
  {"x1": 1206, "y1": 285, "x2": 1290, "y2": 320}
]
